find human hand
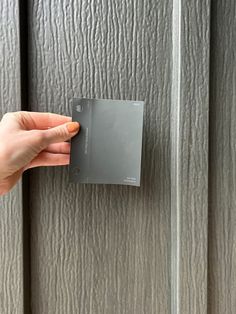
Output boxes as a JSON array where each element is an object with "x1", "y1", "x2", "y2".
[{"x1": 0, "y1": 111, "x2": 80, "y2": 196}]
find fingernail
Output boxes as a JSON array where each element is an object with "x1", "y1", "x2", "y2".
[{"x1": 66, "y1": 122, "x2": 80, "y2": 133}]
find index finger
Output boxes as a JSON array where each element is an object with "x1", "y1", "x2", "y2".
[{"x1": 19, "y1": 111, "x2": 72, "y2": 130}]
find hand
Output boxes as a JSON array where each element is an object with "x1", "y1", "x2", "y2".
[{"x1": 0, "y1": 111, "x2": 80, "y2": 196}]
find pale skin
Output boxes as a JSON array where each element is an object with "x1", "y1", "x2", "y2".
[{"x1": 0, "y1": 111, "x2": 80, "y2": 196}]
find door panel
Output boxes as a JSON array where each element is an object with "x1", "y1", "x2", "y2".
[
  {"x1": 0, "y1": 0, "x2": 23, "y2": 313},
  {"x1": 28, "y1": 1, "x2": 172, "y2": 313}
]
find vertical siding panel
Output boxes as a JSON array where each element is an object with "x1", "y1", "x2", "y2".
[
  {"x1": 29, "y1": 1, "x2": 172, "y2": 313},
  {"x1": 208, "y1": 1, "x2": 236, "y2": 313}
]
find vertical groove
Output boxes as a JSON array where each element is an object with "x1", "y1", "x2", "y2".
[
  {"x1": 19, "y1": 0, "x2": 31, "y2": 313},
  {"x1": 171, "y1": 0, "x2": 182, "y2": 313},
  {"x1": 207, "y1": 0, "x2": 214, "y2": 313},
  {"x1": 171, "y1": 1, "x2": 210, "y2": 313},
  {"x1": 206, "y1": 1, "x2": 213, "y2": 313}
]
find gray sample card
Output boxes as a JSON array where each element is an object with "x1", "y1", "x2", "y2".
[{"x1": 69, "y1": 98, "x2": 144, "y2": 186}]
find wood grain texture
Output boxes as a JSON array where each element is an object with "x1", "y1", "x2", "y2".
[
  {"x1": 208, "y1": 1, "x2": 236, "y2": 313},
  {"x1": 171, "y1": 0, "x2": 210, "y2": 313},
  {"x1": 28, "y1": 1, "x2": 172, "y2": 313},
  {"x1": 0, "y1": 0, "x2": 23, "y2": 313}
]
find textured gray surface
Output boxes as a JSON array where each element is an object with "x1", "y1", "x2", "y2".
[
  {"x1": 3, "y1": 0, "x2": 236, "y2": 312},
  {"x1": 28, "y1": 1, "x2": 172, "y2": 313},
  {"x1": 0, "y1": 0, "x2": 23, "y2": 313},
  {"x1": 171, "y1": 1, "x2": 210, "y2": 313},
  {"x1": 208, "y1": 1, "x2": 236, "y2": 313}
]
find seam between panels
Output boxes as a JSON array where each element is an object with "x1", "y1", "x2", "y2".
[
  {"x1": 171, "y1": 0, "x2": 211, "y2": 313},
  {"x1": 207, "y1": 0, "x2": 213, "y2": 313},
  {"x1": 171, "y1": 0, "x2": 182, "y2": 313},
  {"x1": 19, "y1": 0, "x2": 31, "y2": 313}
]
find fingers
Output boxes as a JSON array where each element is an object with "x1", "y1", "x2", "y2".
[
  {"x1": 42, "y1": 121, "x2": 80, "y2": 146},
  {"x1": 25, "y1": 152, "x2": 70, "y2": 169},
  {"x1": 28, "y1": 121, "x2": 80, "y2": 150},
  {"x1": 44, "y1": 142, "x2": 71, "y2": 154},
  {"x1": 8, "y1": 111, "x2": 72, "y2": 130},
  {"x1": 1, "y1": 111, "x2": 80, "y2": 149}
]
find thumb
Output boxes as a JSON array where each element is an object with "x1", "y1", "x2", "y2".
[
  {"x1": 42, "y1": 121, "x2": 80, "y2": 145},
  {"x1": 0, "y1": 168, "x2": 24, "y2": 196}
]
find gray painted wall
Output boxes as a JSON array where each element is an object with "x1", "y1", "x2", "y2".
[{"x1": 1, "y1": 0, "x2": 235, "y2": 313}]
